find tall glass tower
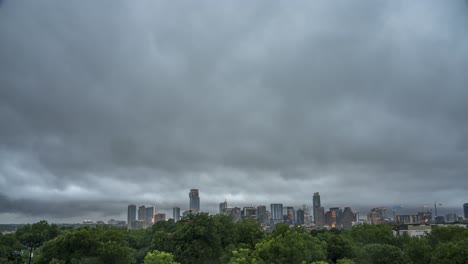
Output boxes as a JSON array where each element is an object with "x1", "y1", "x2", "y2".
[
  {"x1": 189, "y1": 189, "x2": 200, "y2": 212},
  {"x1": 313, "y1": 192, "x2": 323, "y2": 227},
  {"x1": 127, "y1": 204, "x2": 136, "y2": 229}
]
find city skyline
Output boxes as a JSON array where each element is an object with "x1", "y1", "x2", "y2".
[{"x1": 2, "y1": 1, "x2": 468, "y2": 223}]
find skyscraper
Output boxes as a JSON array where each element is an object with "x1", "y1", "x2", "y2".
[
  {"x1": 296, "y1": 209, "x2": 305, "y2": 225},
  {"x1": 464, "y1": 203, "x2": 468, "y2": 219},
  {"x1": 127, "y1": 204, "x2": 136, "y2": 229},
  {"x1": 173, "y1": 207, "x2": 180, "y2": 222},
  {"x1": 219, "y1": 200, "x2": 228, "y2": 214},
  {"x1": 146, "y1": 206, "x2": 155, "y2": 226},
  {"x1": 286, "y1": 206, "x2": 295, "y2": 225},
  {"x1": 138, "y1": 205, "x2": 147, "y2": 228},
  {"x1": 189, "y1": 189, "x2": 200, "y2": 212},
  {"x1": 313, "y1": 192, "x2": 324, "y2": 227},
  {"x1": 270, "y1": 204, "x2": 283, "y2": 225},
  {"x1": 341, "y1": 207, "x2": 356, "y2": 229},
  {"x1": 257, "y1": 205, "x2": 268, "y2": 225}
]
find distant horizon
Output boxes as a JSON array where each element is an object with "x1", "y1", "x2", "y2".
[{"x1": 2, "y1": 1, "x2": 468, "y2": 224}]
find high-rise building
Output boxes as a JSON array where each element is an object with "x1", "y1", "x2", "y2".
[
  {"x1": 127, "y1": 204, "x2": 136, "y2": 229},
  {"x1": 257, "y1": 205, "x2": 268, "y2": 225},
  {"x1": 270, "y1": 204, "x2": 283, "y2": 225},
  {"x1": 224, "y1": 207, "x2": 241, "y2": 222},
  {"x1": 296, "y1": 209, "x2": 305, "y2": 225},
  {"x1": 286, "y1": 207, "x2": 295, "y2": 225},
  {"x1": 464, "y1": 203, "x2": 468, "y2": 219},
  {"x1": 146, "y1": 207, "x2": 155, "y2": 226},
  {"x1": 189, "y1": 189, "x2": 200, "y2": 212},
  {"x1": 313, "y1": 192, "x2": 323, "y2": 227},
  {"x1": 154, "y1": 213, "x2": 166, "y2": 223},
  {"x1": 329, "y1": 207, "x2": 342, "y2": 228},
  {"x1": 242, "y1": 207, "x2": 257, "y2": 219},
  {"x1": 173, "y1": 207, "x2": 180, "y2": 222},
  {"x1": 219, "y1": 200, "x2": 228, "y2": 214},
  {"x1": 138, "y1": 206, "x2": 146, "y2": 228},
  {"x1": 341, "y1": 207, "x2": 356, "y2": 229}
]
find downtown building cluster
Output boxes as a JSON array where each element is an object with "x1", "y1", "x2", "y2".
[
  {"x1": 127, "y1": 189, "x2": 200, "y2": 230},
  {"x1": 126, "y1": 190, "x2": 468, "y2": 230}
]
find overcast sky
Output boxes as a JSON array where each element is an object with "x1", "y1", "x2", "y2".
[{"x1": 1, "y1": 0, "x2": 468, "y2": 223}]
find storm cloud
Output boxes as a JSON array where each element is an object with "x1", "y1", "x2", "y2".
[{"x1": 1, "y1": 0, "x2": 468, "y2": 222}]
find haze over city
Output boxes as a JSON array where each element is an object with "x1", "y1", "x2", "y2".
[{"x1": 1, "y1": 0, "x2": 468, "y2": 223}]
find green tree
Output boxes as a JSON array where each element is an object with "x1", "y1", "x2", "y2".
[
  {"x1": 360, "y1": 243, "x2": 409, "y2": 264},
  {"x1": 144, "y1": 250, "x2": 179, "y2": 264},
  {"x1": 349, "y1": 224, "x2": 395, "y2": 246},
  {"x1": 0, "y1": 232, "x2": 23, "y2": 263},
  {"x1": 328, "y1": 235, "x2": 356, "y2": 263},
  {"x1": 254, "y1": 228, "x2": 326, "y2": 264},
  {"x1": 403, "y1": 237, "x2": 432, "y2": 264},
  {"x1": 430, "y1": 238, "x2": 468, "y2": 264},
  {"x1": 16, "y1": 220, "x2": 59, "y2": 264},
  {"x1": 233, "y1": 218, "x2": 264, "y2": 249},
  {"x1": 33, "y1": 226, "x2": 135, "y2": 264},
  {"x1": 336, "y1": 259, "x2": 355, "y2": 264},
  {"x1": 172, "y1": 213, "x2": 224, "y2": 264}
]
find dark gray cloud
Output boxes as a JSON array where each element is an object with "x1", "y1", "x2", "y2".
[{"x1": 1, "y1": 0, "x2": 468, "y2": 223}]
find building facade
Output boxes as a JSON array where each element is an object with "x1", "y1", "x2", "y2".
[
  {"x1": 146, "y1": 207, "x2": 155, "y2": 226},
  {"x1": 173, "y1": 207, "x2": 180, "y2": 222},
  {"x1": 257, "y1": 205, "x2": 268, "y2": 225},
  {"x1": 189, "y1": 189, "x2": 200, "y2": 212},
  {"x1": 219, "y1": 200, "x2": 228, "y2": 214},
  {"x1": 313, "y1": 192, "x2": 324, "y2": 227},
  {"x1": 270, "y1": 204, "x2": 283, "y2": 225},
  {"x1": 464, "y1": 203, "x2": 468, "y2": 219},
  {"x1": 296, "y1": 209, "x2": 305, "y2": 225},
  {"x1": 127, "y1": 204, "x2": 136, "y2": 229}
]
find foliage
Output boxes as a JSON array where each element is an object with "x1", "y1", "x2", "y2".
[
  {"x1": 15, "y1": 220, "x2": 60, "y2": 264},
  {"x1": 171, "y1": 213, "x2": 225, "y2": 264},
  {"x1": 232, "y1": 218, "x2": 264, "y2": 249},
  {"x1": 403, "y1": 237, "x2": 432, "y2": 264},
  {"x1": 144, "y1": 250, "x2": 179, "y2": 264},
  {"x1": 360, "y1": 243, "x2": 409, "y2": 264},
  {"x1": 2, "y1": 217, "x2": 468, "y2": 264},
  {"x1": 349, "y1": 224, "x2": 395, "y2": 246},
  {"x1": 254, "y1": 227, "x2": 326, "y2": 264},
  {"x1": 430, "y1": 238, "x2": 468, "y2": 264},
  {"x1": 33, "y1": 226, "x2": 135, "y2": 264},
  {"x1": 0, "y1": 232, "x2": 23, "y2": 263}
]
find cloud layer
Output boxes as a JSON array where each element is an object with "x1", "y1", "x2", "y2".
[{"x1": 1, "y1": 0, "x2": 468, "y2": 222}]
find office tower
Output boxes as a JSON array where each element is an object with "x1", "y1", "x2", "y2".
[
  {"x1": 219, "y1": 200, "x2": 228, "y2": 214},
  {"x1": 270, "y1": 204, "x2": 283, "y2": 225},
  {"x1": 445, "y1": 213, "x2": 457, "y2": 223},
  {"x1": 313, "y1": 192, "x2": 323, "y2": 227},
  {"x1": 324, "y1": 210, "x2": 332, "y2": 227},
  {"x1": 189, "y1": 189, "x2": 200, "y2": 212},
  {"x1": 138, "y1": 206, "x2": 146, "y2": 228},
  {"x1": 296, "y1": 209, "x2": 305, "y2": 225},
  {"x1": 173, "y1": 207, "x2": 180, "y2": 222},
  {"x1": 257, "y1": 205, "x2": 268, "y2": 225},
  {"x1": 127, "y1": 204, "x2": 136, "y2": 229},
  {"x1": 242, "y1": 206, "x2": 257, "y2": 219},
  {"x1": 367, "y1": 208, "x2": 387, "y2": 224},
  {"x1": 146, "y1": 207, "x2": 155, "y2": 226},
  {"x1": 154, "y1": 213, "x2": 166, "y2": 223},
  {"x1": 464, "y1": 203, "x2": 468, "y2": 219},
  {"x1": 341, "y1": 207, "x2": 355, "y2": 229},
  {"x1": 224, "y1": 207, "x2": 241, "y2": 222},
  {"x1": 286, "y1": 207, "x2": 295, "y2": 225},
  {"x1": 329, "y1": 207, "x2": 342, "y2": 228}
]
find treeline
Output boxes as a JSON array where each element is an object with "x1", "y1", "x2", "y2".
[{"x1": 1, "y1": 213, "x2": 468, "y2": 264}]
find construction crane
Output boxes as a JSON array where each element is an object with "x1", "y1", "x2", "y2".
[{"x1": 424, "y1": 202, "x2": 443, "y2": 218}]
